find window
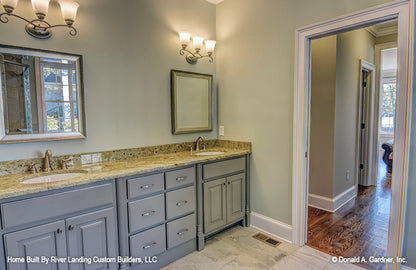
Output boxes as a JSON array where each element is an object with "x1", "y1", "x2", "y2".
[
  {"x1": 379, "y1": 48, "x2": 397, "y2": 136},
  {"x1": 379, "y1": 77, "x2": 396, "y2": 134},
  {"x1": 40, "y1": 58, "x2": 79, "y2": 133}
]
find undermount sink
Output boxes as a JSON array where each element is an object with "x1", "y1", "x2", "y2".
[
  {"x1": 194, "y1": 151, "x2": 225, "y2": 156},
  {"x1": 21, "y1": 170, "x2": 89, "y2": 184}
]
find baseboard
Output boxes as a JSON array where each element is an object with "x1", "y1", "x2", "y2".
[
  {"x1": 401, "y1": 265, "x2": 416, "y2": 270},
  {"x1": 250, "y1": 212, "x2": 292, "y2": 243},
  {"x1": 309, "y1": 186, "x2": 357, "y2": 212}
]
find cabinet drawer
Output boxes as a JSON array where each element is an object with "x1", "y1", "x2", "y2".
[
  {"x1": 166, "y1": 186, "x2": 195, "y2": 220},
  {"x1": 128, "y1": 194, "x2": 164, "y2": 233},
  {"x1": 166, "y1": 213, "x2": 196, "y2": 249},
  {"x1": 129, "y1": 224, "x2": 166, "y2": 259},
  {"x1": 202, "y1": 157, "x2": 245, "y2": 179},
  {"x1": 1, "y1": 182, "x2": 114, "y2": 229},
  {"x1": 127, "y1": 173, "x2": 164, "y2": 199},
  {"x1": 165, "y1": 167, "x2": 195, "y2": 190}
]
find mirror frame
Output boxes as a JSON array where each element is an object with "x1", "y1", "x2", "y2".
[
  {"x1": 0, "y1": 44, "x2": 86, "y2": 143},
  {"x1": 171, "y1": 69, "x2": 212, "y2": 134}
]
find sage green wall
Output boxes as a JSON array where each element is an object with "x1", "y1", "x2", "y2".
[
  {"x1": 309, "y1": 36, "x2": 337, "y2": 198},
  {"x1": 0, "y1": 0, "x2": 217, "y2": 162},
  {"x1": 333, "y1": 29, "x2": 375, "y2": 196},
  {"x1": 216, "y1": 0, "x2": 393, "y2": 224}
]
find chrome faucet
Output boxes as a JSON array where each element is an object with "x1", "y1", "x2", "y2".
[
  {"x1": 194, "y1": 136, "x2": 205, "y2": 151},
  {"x1": 44, "y1": 149, "x2": 53, "y2": 172}
]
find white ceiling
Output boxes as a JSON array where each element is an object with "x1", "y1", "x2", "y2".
[{"x1": 205, "y1": 0, "x2": 225, "y2": 5}]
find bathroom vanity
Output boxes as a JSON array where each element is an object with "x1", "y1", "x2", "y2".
[{"x1": 0, "y1": 141, "x2": 250, "y2": 270}]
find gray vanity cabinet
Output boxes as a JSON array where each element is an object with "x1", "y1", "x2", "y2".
[
  {"x1": 203, "y1": 178, "x2": 227, "y2": 233},
  {"x1": 203, "y1": 173, "x2": 245, "y2": 234},
  {"x1": 1, "y1": 181, "x2": 118, "y2": 270},
  {"x1": 197, "y1": 155, "x2": 250, "y2": 250},
  {"x1": 66, "y1": 208, "x2": 117, "y2": 270},
  {"x1": 116, "y1": 166, "x2": 197, "y2": 270},
  {"x1": 226, "y1": 173, "x2": 246, "y2": 223},
  {"x1": 4, "y1": 220, "x2": 68, "y2": 270}
]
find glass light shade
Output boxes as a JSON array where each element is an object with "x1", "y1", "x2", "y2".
[
  {"x1": 59, "y1": 0, "x2": 79, "y2": 25},
  {"x1": 31, "y1": 0, "x2": 50, "y2": 17},
  {"x1": 205, "y1": 40, "x2": 216, "y2": 53},
  {"x1": 179, "y1": 32, "x2": 191, "y2": 46},
  {"x1": 193, "y1": 36, "x2": 204, "y2": 50},
  {"x1": 1, "y1": 0, "x2": 18, "y2": 12}
]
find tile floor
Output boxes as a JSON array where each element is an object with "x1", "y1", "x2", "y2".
[{"x1": 162, "y1": 226, "x2": 364, "y2": 270}]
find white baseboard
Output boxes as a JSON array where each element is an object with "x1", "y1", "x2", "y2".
[
  {"x1": 401, "y1": 265, "x2": 416, "y2": 270},
  {"x1": 309, "y1": 186, "x2": 357, "y2": 212},
  {"x1": 250, "y1": 212, "x2": 292, "y2": 243}
]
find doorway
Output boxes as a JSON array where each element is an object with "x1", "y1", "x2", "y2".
[
  {"x1": 306, "y1": 24, "x2": 395, "y2": 269},
  {"x1": 292, "y1": 2, "x2": 413, "y2": 270}
]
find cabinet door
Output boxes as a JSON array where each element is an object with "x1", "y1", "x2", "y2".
[
  {"x1": 226, "y1": 173, "x2": 246, "y2": 223},
  {"x1": 203, "y1": 178, "x2": 227, "y2": 233},
  {"x1": 4, "y1": 220, "x2": 68, "y2": 270},
  {"x1": 66, "y1": 208, "x2": 117, "y2": 270}
]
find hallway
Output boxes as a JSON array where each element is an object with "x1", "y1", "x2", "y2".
[{"x1": 307, "y1": 153, "x2": 391, "y2": 270}]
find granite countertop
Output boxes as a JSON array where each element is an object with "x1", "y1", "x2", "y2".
[{"x1": 0, "y1": 146, "x2": 250, "y2": 200}]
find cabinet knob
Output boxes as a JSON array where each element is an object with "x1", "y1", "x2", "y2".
[
  {"x1": 176, "y1": 176, "x2": 187, "y2": 182},
  {"x1": 56, "y1": 228, "x2": 63, "y2": 234},
  {"x1": 223, "y1": 183, "x2": 226, "y2": 186},
  {"x1": 228, "y1": 182, "x2": 231, "y2": 185},
  {"x1": 68, "y1": 225, "x2": 74, "y2": 231},
  {"x1": 177, "y1": 229, "x2": 189, "y2": 235},
  {"x1": 142, "y1": 210, "x2": 156, "y2": 217},
  {"x1": 176, "y1": 200, "x2": 188, "y2": 206},
  {"x1": 143, "y1": 242, "x2": 157, "y2": 249}
]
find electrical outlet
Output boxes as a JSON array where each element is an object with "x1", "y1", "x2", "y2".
[
  {"x1": 219, "y1": 126, "x2": 225, "y2": 136},
  {"x1": 346, "y1": 170, "x2": 350, "y2": 181}
]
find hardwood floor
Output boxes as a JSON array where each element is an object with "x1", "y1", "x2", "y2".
[{"x1": 307, "y1": 155, "x2": 391, "y2": 270}]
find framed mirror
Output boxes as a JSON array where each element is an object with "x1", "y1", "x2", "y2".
[
  {"x1": 171, "y1": 70, "x2": 212, "y2": 134},
  {"x1": 0, "y1": 45, "x2": 85, "y2": 143}
]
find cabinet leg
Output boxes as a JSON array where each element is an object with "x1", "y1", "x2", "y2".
[
  {"x1": 119, "y1": 263, "x2": 129, "y2": 270},
  {"x1": 197, "y1": 232, "x2": 205, "y2": 251},
  {"x1": 245, "y1": 210, "x2": 251, "y2": 227}
]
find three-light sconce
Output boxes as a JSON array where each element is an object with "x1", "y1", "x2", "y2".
[
  {"x1": 0, "y1": 0, "x2": 79, "y2": 39},
  {"x1": 179, "y1": 32, "x2": 216, "y2": 64}
]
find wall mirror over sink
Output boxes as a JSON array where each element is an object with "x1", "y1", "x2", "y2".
[
  {"x1": 0, "y1": 45, "x2": 85, "y2": 143},
  {"x1": 171, "y1": 70, "x2": 212, "y2": 134}
]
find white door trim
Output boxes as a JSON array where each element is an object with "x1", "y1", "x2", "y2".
[{"x1": 292, "y1": 2, "x2": 413, "y2": 270}]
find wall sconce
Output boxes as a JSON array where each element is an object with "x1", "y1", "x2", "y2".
[
  {"x1": 0, "y1": 0, "x2": 79, "y2": 39},
  {"x1": 179, "y1": 32, "x2": 216, "y2": 64}
]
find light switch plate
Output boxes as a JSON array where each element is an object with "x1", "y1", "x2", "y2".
[{"x1": 219, "y1": 126, "x2": 225, "y2": 136}]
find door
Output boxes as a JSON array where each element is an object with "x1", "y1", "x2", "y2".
[
  {"x1": 226, "y1": 173, "x2": 246, "y2": 223},
  {"x1": 359, "y1": 70, "x2": 371, "y2": 186},
  {"x1": 4, "y1": 220, "x2": 68, "y2": 270},
  {"x1": 66, "y1": 208, "x2": 117, "y2": 270},
  {"x1": 203, "y1": 178, "x2": 227, "y2": 233}
]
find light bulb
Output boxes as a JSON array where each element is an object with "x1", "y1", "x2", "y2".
[
  {"x1": 59, "y1": 0, "x2": 79, "y2": 25},
  {"x1": 1, "y1": 0, "x2": 18, "y2": 13},
  {"x1": 179, "y1": 32, "x2": 191, "y2": 48},
  {"x1": 205, "y1": 40, "x2": 216, "y2": 54},
  {"x1": 31, "y1": 0, "x2": 50, "y2": 19},
  {"x1": 193, "y1": 36, "x2": 204, "y2": 52}
]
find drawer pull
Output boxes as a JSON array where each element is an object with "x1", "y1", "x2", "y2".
[
  {"x1": 176, "y1": 200, "x2": 188, "y2": 206},
  {"x1": 56, "y1": 228, "x2": 63, "y2": 234},
  {"x1": 143, "y1": 242, "x2": 157, "y2": 249},
  {"x1": 177, "y1": 229, "x2": 189, "y2": 236},
  {"x1": 140, "y1": 184, "x2": 155, "y2": 190},
  {"x1": 176, "y1": 176, "x2": 187, "y2": 181},
  {"x1": 142, "y1": 210, "x2": 156, "y2": 217}
]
